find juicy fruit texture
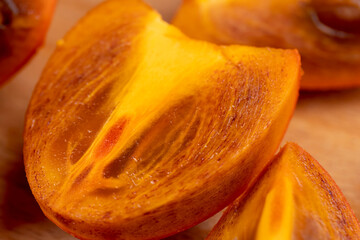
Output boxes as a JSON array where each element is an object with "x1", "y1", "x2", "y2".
[
  {"x1": 173, "y1": 0, "x2": 360, "y2": 90},
  {"x1": 24, "y1": 0, "x2": 300, "y2": 239},
  {"x1": 207, "y1": 143, "x2": 360, "y2": 240},
  {"x1": 0, "y1": 0, "x2": 56, "y2": 86}
]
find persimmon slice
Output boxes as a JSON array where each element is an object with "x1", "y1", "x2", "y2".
[
  {"x1": 207, "y1": 143, "x2": 360, "y2": 239},
  {"x1": 24, "y1": 0, "x2": 300, "y2": 239},
  {"x1": 173, "y1": 0, "x2": 360, "y2": 90},
  {"x1": 0, "y1": 0, "x2": 56, "y2": 86}
]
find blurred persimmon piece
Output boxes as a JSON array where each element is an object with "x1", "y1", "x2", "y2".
[
  {"x1": 0, "y1": 0, "x2": 56, "y2": 86},
  {"x1": 207, "y1": 143, "x2": 360, "y2": 239},
  {"x1": 173, "y1": 0, "x2": 360, "y2": 90},
  {"x1": 24, "y1": 0, "x2": 300, "y2": 239}
]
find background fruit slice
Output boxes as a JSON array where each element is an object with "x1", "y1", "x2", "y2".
[
  {"x1": 173, "y1": 0, "x2": 360, "y2": 90},
  {"x1": 0, "y1": 0, "x2": 56, "y2": 86},
  {"x1": 312, "y1": 0, "x2": 360, "y2": 34},
  {"x1": 24, "y1": 0, "x2": 300, "y2": 239},
  {"x1": 207, "y1": 143, "x2": 360, "y2": 239}
]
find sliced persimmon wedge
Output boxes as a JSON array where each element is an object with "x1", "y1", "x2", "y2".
[
  {"x1": 0, "y1": 0, "x2": 56, "y2": 86},
  {"x1": 173, "y1": 0, "x2": 360, "y2": 90},
  {"x1": 207, "y1": 143, "x2": 360, "y2": 239},
  {"x1": 24, "y1": 0, "x2": 300, "y2": 239}
]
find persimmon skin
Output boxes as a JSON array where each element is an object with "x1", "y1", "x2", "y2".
[
  {"x1": 173, "y1": 0, "x2": 360, "y2": 90},
  {"x1": 0, "y1": 0, "x2": 56, "y2": 86},
  {"x1": 207, "y1": 143, "x2": 360, "y2": 240},
  {"x1": 24, "y1": 0, "x2": 300, "y2": 239}
]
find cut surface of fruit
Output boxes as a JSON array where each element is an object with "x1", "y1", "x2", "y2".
[
  {"x1": 0, "y1": 0, "x2": 56, "y2": 86},
  {"x1": 24, "y1": 0, "x2": 300, "y2": 239},
  {"x1": 173, "y1": 0, "x2": 360, "y2": 90},
  {"x1": 207, "y1": 143, "x2": 360, "y2": 239}
]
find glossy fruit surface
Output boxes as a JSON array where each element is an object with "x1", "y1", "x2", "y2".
[
  {"x1": 24, "y1": 0, "x2": 300, "y2": 239},
  {"x1": 173, "y1": 0, "x2": 360, "y2": 90},
  {"x1": 207, "y1": 143, "x2": 360, "y2": 239},
  {"x1": 0, "y1": 0, "x2": 56, "y2": 86}
]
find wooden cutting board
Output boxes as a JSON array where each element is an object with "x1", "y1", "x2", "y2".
[{"x1": 0, "y1": 0, "x2": 359, "y2": 239}]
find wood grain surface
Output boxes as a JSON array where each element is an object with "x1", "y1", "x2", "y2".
[{"x1": 0, "y1": 0, "x2": 359, "y2": 239}]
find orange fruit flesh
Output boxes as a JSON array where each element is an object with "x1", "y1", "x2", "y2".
[
  {"x1": 173, "y1": 0, "x2": 360, "y2": 90},
  {"x1": 207, "y1": 143, "x2": 360, "y2": 239},
  {"x1": 24, "y1": 0, "x2": 301, "y2": 239}
]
